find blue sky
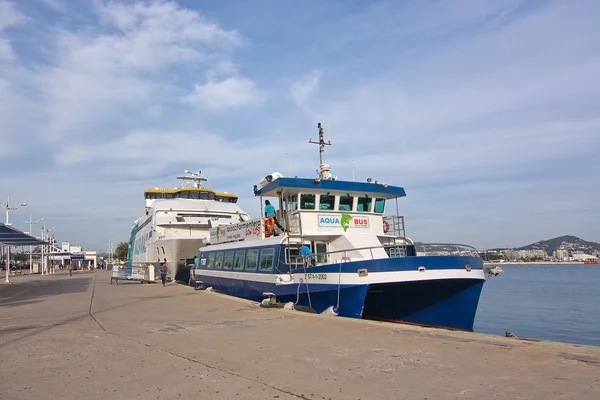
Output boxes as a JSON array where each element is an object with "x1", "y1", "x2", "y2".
[{"x1": 1, "y1": 0, "x2": 598, "y2": 252}]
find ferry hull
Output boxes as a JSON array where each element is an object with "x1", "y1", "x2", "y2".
[
  {"x1": 362, "y1": 279, "x2": 484, "y2": 331},
  {"x1": 194, "y1": 255, "x2": 486, "y2": 331}
]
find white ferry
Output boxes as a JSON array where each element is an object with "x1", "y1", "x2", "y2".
[
  {"x1": 126, "y1": 170, "x2": 250, "y2": 283},
  {"x1": 192, "y1": 124, "x2": 490, "y2": 331}
]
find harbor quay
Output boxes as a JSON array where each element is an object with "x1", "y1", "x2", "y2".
[{"x1": 1, "y1": 271, "x2": 598, "y2": 400}]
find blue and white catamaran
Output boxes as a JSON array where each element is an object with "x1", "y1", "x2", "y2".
[{"x1": 193, "y1": 123, "x2": 489, "y2": 331}]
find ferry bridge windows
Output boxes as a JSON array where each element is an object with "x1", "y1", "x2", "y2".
[
  {"x1": 357, "y1": 196, "x2": 372, "y2": 212},
  {"x1": 214, "y1": 252, "x2": 224, "y2": 269},
  {"x1": 319, "y1": 194, "x2": 335, "y2": 210},
  {"x1": 223, "y1": 251, "x2": 234, "y2": 270},
  {"x1": 339, "y1": 195, "x2": 354, "y2": 211},
  {"x1": 245, "y1": 249, "x2": 259, "y2": 271},
  {"x1": 285, "y1": 195, "x2": 298, "y2": 211},
  {"x1": 300, "y1": 194, "x2": 315, "y2": 210},
  {"x1": 374, "y1": 198, "x2": 386, "y2": 213},
  {"x1": 233, "y1": 250, "x2": 245, "y2": 270},
  {"x1": 259, "y1": 248, "x2": 275, "y2": 271},
  {"x1": 207, "y1": 252, "x2": 216, "y2": 269}
]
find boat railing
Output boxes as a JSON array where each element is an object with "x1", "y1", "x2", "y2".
[
  {"x1": 414, "y1": 243, "x2": 481, "y2": 257},
  {"x1": 382, "y1": 215, "x2": 406, "y2": 238},
  {"x1": 289, "y1": 244, "x2": 402, "y2": 270},
  {"x1": 288, "y1": 242, "x2": 480, "y2": 270}
]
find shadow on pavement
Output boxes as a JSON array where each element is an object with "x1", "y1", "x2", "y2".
[{"x1": 0, "y1": 277, "x2": 91, "y2": 308}]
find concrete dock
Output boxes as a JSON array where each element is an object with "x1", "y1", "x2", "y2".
[{"x1": 1, "y1": 271, "x2": 599, "y2": 400}]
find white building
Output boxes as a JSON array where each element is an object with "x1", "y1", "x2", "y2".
[{"x1": 49, "y1": 241, "x2": 97, "y2": 270}]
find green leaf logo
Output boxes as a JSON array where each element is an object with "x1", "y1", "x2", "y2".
[{"x1": 340, "y1": 214, "x2": 352, "y2": 232}]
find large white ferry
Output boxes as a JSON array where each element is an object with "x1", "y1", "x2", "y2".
[
  {"x1": 192, "y1": 124, "x2": 497, "y2": 331},
  {"x1": 126, "y1": 170, "x2": 250, "y2": 283}
]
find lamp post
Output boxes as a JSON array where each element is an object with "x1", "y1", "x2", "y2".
[
  {"x1": 24, "y1": 214, "x2": 43, "y2": 274},
  {"x1": 1, "y1": 194, "x2": 28, "y2": 283},
  {"x1": 40, "y1": 225, "x2": 55, "y2": 275}
]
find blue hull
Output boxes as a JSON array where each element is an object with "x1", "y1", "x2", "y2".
[
  {"x1": 193, "y1": 255, "x2": 486, "y2": 331},
  {"x1": 362, "y1": 279, "x2": 484, "y2": 331}
]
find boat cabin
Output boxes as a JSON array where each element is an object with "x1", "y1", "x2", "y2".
[
  {"x1": 201, "y1": 124, "x2": 416, "y2": 269},
  {"x1": 204, "y1": 175, "x2": 414, "y2": 267}
]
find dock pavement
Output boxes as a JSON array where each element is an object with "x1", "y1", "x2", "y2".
[{"x1": 1, "y1": 270, "x2": 599, "y2": 400}]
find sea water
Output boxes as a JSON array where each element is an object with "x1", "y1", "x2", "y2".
[{"x1": 474, "y1": 264, "x2": 600, "y2": 347}]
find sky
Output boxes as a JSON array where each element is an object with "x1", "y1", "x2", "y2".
[{"x1": 1, "y1": 0, "x2": 599, "y2": 252}]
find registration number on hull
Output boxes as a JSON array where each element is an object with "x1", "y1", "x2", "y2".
[{"x1": 305, "y1": 273, "x2": 328, "y2": 280}]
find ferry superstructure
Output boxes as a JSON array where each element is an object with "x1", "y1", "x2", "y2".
[
  {"x1": 126, "y1": 170, "x2": 250, "y2": 283},
  {"x1": 193, "y1": 124, "x2": 492, "y2": 331}
]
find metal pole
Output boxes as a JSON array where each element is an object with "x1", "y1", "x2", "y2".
[
  {"x1": 2, "y1": 194, "x2": 27, "y2": 282},
  {"x1": 41, "y1": 226, "x2": 45, "y2": 275},
  {"x1": 4, "y1": 195, "x2": 9, "y2": 283}
]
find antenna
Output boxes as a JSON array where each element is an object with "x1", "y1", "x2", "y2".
[{"x1": 308, "y1": 122, "x2": 332, "y2": 179}]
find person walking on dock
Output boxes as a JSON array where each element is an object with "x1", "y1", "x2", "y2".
[{"x1": 159, "y1": 262, "x2": 168, "y2": 287}]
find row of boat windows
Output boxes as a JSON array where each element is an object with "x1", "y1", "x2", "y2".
[
  {"x1": 285, "y1": 194, "x2": 386, "y2": 213},
  {"x1": 204, "y1": 248, "x2": 275, "y2": 272},
  {"x1": 145, "y1": 191, "x2": 238, "y2": 203}
]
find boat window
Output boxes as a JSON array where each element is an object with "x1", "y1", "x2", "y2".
[
  {"x1": 223, "y1": 251, "x2": 234, "y2": 270},
  {"x1": 165, "y1": 193, "x2": 174, "y2": 199},
  {"x1": 214, "y1": 252, "x2": 224, "y2": 269},
  {"x1": 374, "y1": 198, "x2": 386, "y2": 213},
  {"x1": 244, "y1": 249, "x2": 259, "y2": 271},
  {"x1": 286, "y1": 195, "x2": 298, "y2": 211},
  {"x1": 357, "y1": 197, "x2": 372, "y2": 212},
  {"x1": 259, "y1": 248, "x2": 275, "y2": 271},
  {"x1": 233, "y1": 250, "x2": 245, "y2": 270},
  {"x1": 300, "y1": 194, "x2": 315, "y2": 210},
  {"x1": 188, "y1": 191, "x2": 198, "y2": 200},
  {"x1": 339, "y1": 195, "x2": 354, "y2": 211},
  {"x1": 386, "y1": 246, "x2": 405, "y2": 258},
  {"x1": 315, "y1": 243, "x2": 328, "y2": 264},
  {"x1": 207, "y1": 252, "x2": 215, "y2": 269},
  {"x1": 286, "y1": 247, "x2": 302, "y2": 264},
  {"x1": 319, "y1": 194, "x2": 335, "y2": 210}
]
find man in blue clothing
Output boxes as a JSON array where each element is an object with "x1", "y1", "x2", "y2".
[
  {"x1": 296, "y1": 242, "x2": 316, "y2": 267},
  {"x1": 159, "y1": 262, "x2": 168, "y2": 286},
  {"x1": 264, "y1": 200, "x2": 285, "y2": 232}
]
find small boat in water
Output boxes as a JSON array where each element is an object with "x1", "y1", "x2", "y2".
[{"x1": 193, "y1": 124, "x2": 492, "y2": 331}]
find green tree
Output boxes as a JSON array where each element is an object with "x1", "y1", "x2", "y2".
[
  {"x1": 13, "y1": 252, "x2": 28, "y2": 262},
  {"x1": 114, "y1": 242, "x2": 129, "y2": 261}
]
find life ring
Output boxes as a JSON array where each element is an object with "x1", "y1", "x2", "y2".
[
  {"x1": 383, "y1": 220, "x2": 390, "y2": 233},
  {"x1": 265, "y1": 217, "x2": 275, "y2": 235}
]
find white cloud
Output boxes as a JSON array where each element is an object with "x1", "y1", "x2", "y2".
[
  {"x1": 0, "y1": 0, "x2": 25, "y2": 61},
  {"x1": 0, "y1": 1, "x2": 25, "y2": 31},
  {"x1": 182, "y1": 77, "x2": 263, "y2": 110},
  {"x1": 1, "y1": 0, "x2": 258, "y2": 148},
  {"x1": 290, "y1": 69, "x2": 320, "y2": 107}
]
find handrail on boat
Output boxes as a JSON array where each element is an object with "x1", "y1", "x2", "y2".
[
  {"x1": 413, "y1": 243, "x2": 480, "y2": 257},
  {"x1": 287, "y1": 242, "x2": 480, "y2": 270}
]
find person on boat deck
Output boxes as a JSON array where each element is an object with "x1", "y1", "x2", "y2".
[
  {"x1": 296, "y1": 242, "x2": 316, "y2": 267},
  {"x1": 264, "y1": 200, "x2": 285, "y2": 231}
]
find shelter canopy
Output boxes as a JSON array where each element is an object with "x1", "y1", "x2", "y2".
[{"x1": 0, "y1": 222, "x2": 47, "y2": 246}]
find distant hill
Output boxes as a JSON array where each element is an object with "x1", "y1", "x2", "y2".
[{"x1": 518, "y1": 235, "x2": 600, "y2": 256}]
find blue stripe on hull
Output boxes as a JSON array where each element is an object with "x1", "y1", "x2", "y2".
[{"x1": 362, "y1": 279, "x2": 484, "y2": 331}]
